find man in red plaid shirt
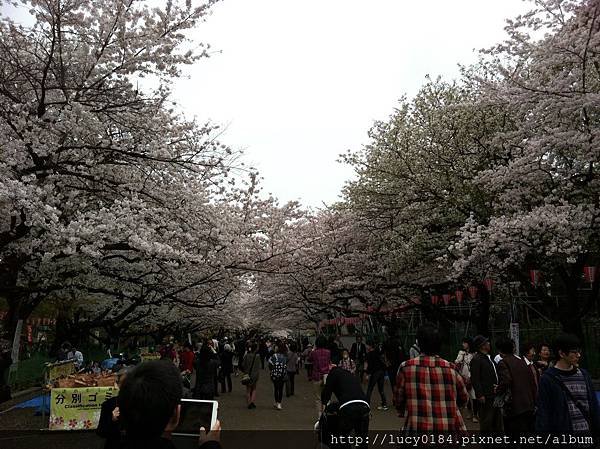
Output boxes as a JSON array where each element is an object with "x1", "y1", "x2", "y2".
[{"x1": 394, "y1": 325, "x2": 468, "y2": 432}]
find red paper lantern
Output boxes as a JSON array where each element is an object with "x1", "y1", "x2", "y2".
[
  {"x1": 583, "y1": 266, "x2": 597, "y2": 283},
  {"x1": 431, "y1": 295, "x2": 439, "y2": 305},
  {"x1": 530, "y1": 270, "x2": 541, "y2": 287},
  {"x1": 468, "y1": 286, "x2": 478, "y2": 299},
  {"x1": 483, "y1": 278, "x2": 494, "y2": 292},
  {"x1": 442, "y1": 294, "x2": 451, "y2": 305},
  {"x1": 455, "y1": 290, "x2": 464, "y2": 303}
]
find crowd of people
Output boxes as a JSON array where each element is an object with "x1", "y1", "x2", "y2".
[
  {"x1": 313, "y1": 327, "x2": 600, "y2": 448},
  {"x1": 53, "y1": 327, "x2": 599, "y2": 449}
]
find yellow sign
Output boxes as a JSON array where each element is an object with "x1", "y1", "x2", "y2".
[
  {"x1": 49, "y1": 387, "x2": 118, "y2": 430},
  {"x1": 47, "y1": 361, "x2": 76, "y2": 382},
  {"x1": 140, "y1": 353, "x2": 161, "y2": 362}
]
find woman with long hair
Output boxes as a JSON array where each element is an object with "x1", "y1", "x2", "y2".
[
  {"x1": 268, "y1": 344, "x2": 288, "y2": 410},
  {"x1": 241, "y1": 342, "x2": 261, "y2": 409},
  {"x1": 193, "y1": 341, "x2": 220, "y2": 400},
  {"x1": 455, "y1": 337, "x2": 477, "y2": 422}
]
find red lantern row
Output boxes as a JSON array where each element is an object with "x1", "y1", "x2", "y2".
[
  {"x1": 0, "y1": 312, "x2": 56, "y2": 326},
  {"x1": 584, "y1": 266, "x2": 596, "y2": 283},
  {"x1": 318, "y1": 316, "x2": 365, "y2": 328},
  {"x1": 429, "y1": 281, "x2": 490, "y2": 306},
  {"x1": 529, "y1": 266, "x2": 597, "y2": 286}
]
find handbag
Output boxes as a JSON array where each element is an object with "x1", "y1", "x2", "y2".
[{"x1": 241, "y1": 354, "x2": 257, "y2": 386}]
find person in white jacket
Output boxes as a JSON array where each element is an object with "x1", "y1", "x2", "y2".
[
  {"x1": 455, "y1": 338, "x2": 476, "y2": 422},
  {"x1": 409, "y1": 339, "x2": 420, "y2": 359}
]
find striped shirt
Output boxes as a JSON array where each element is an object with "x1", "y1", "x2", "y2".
[{"x1": 555, "y1": 367, "x2": 590, "y2": 432}]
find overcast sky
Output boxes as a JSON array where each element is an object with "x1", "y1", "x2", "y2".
[
  {"x1": 4, "y1": 0, "x2": 533, "y2": 208},
  {"x1": 173, "y1": 0, "x2": 532, "y2": 208}
]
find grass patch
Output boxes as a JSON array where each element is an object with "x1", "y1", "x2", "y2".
[{"x1": 9, "y1": 352, "x2": 53, "y2": 390}]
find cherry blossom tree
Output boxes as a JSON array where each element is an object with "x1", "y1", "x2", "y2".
[
  {"x1": 0, "y1": 0, "x2": 302, "y2": 341},
  {"x1": 339, "y1": 77, "x2": 515, "y2": 334},
  {"x1": 452, "y1": 0, "x2": 600, "y2": 337}
]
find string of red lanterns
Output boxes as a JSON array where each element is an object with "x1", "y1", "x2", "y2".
[{"x1": 319, "y1": 267, "x2": 598, "y2": 327}]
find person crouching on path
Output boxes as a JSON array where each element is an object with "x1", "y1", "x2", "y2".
[
  {"x1": 320, "y1": 365, "x2": 370, "y2": 449},
  {"x1": 394, "y1": 324, "x2": 468, "y2": 433}
]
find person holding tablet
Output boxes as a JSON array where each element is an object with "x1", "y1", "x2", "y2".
[{"x1": 118, "y1": 360, "x2": 221, "y2": 449}]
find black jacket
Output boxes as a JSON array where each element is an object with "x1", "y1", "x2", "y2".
[
  {"x1": 219, "y1": 351, "x2": 234, "y2": 375},
  {"x1": 496, "y1": 354, "x2": 536, "y2": 416},
  {"x1": 194, "y1": 357, "x2": 219, "y2": 398},
  {"x1": 321, "y1": 367, "x2": 367, "y2": 406},
  {"x1": 470, "y1": 352, "x2": 499, "y2": 398},
  {"x1": 97, "y1": 397, "x2": 122, "y2": 449},
  {"x1": 350, "y1": 342, "x2": 367, "y2": 362},
  {"x1": 365, "y1": 349, "x2": 385, "y2": 375}
]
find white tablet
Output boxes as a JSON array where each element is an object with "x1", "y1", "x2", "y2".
[{"x1": 173, "y1": 399, "x2": 218, "y2": 437}]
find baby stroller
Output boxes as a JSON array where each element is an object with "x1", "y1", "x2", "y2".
[
  {"x1": 316, "y1": 401, "x2": 370, "y2": 449},
  {"x1": 316, "y1": 402, "x2": 341, "y2": 449}
]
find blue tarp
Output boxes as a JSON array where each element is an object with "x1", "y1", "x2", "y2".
[
  {"x1": 101, "y1": 358, "x2": 119, "y2": 370},
  {"x1": 14, "y1": 394, "x2": 50, "y2": 415},
  {"x1": 596, "y1": 391, "x2": 600, "y2": 404}
]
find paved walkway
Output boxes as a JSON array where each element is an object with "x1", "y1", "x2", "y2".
[
  {"x1": 0, "y1": 367, "x2": 479, "y2": 448},
  {"x1": 215, "y1": 368, "x2": 478, "y2": 431}
]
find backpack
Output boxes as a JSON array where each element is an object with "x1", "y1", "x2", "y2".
[{"x1": 269, "y1": 354, "x2": 287, "y2": 381}]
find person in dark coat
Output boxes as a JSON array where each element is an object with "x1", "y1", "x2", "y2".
[
  {"x1": 365, "y1": 341, "x2": 388, "y2": 410},
  {"x1": 350, "y1": 336, "x2": 367, "y2": 381},
  {"x1": 328, "y1": 336, "x2": 341, "y2": 365},
  {"x1": 97, "y1": 369, "x2": 129, "y2": 449},
  {"x1": 219, "y1": 344, "x2": 234, "y2": 393},
  {"x1": 320, "y1": 366, "x2": 370, "y2": 449},
  {"x1": 194, "y1": 344, "x2": 220, "y2": 400},
  {"x1": 536, "y1": 334, "x2": 600, "y2": 440},
  {"x1": 242, "y1": 342, "x2": 261, "y2": 409},
  {"x1": 496, "y1": 338, "x2": 536, "y2": 435},
  {"x1": 470, "y1": 335, "x2": 503, "y2": 432},
  {"x1": 383, "y1": 339, "x2": 406, "y2": 390}
]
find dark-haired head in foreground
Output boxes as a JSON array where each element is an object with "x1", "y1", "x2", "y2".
[
  {"x1": 416, "y1": 324, "x2": 441, "y2": 356},
  {"x1": 496, "y1": 337, "x2": 515, "y2": 356},
  {"x1": 552, "y1": 333, "x2": 581, "y2": 366},
  {"x1": 119, "y1": 360, "x2": 183, "y2": 439}
]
